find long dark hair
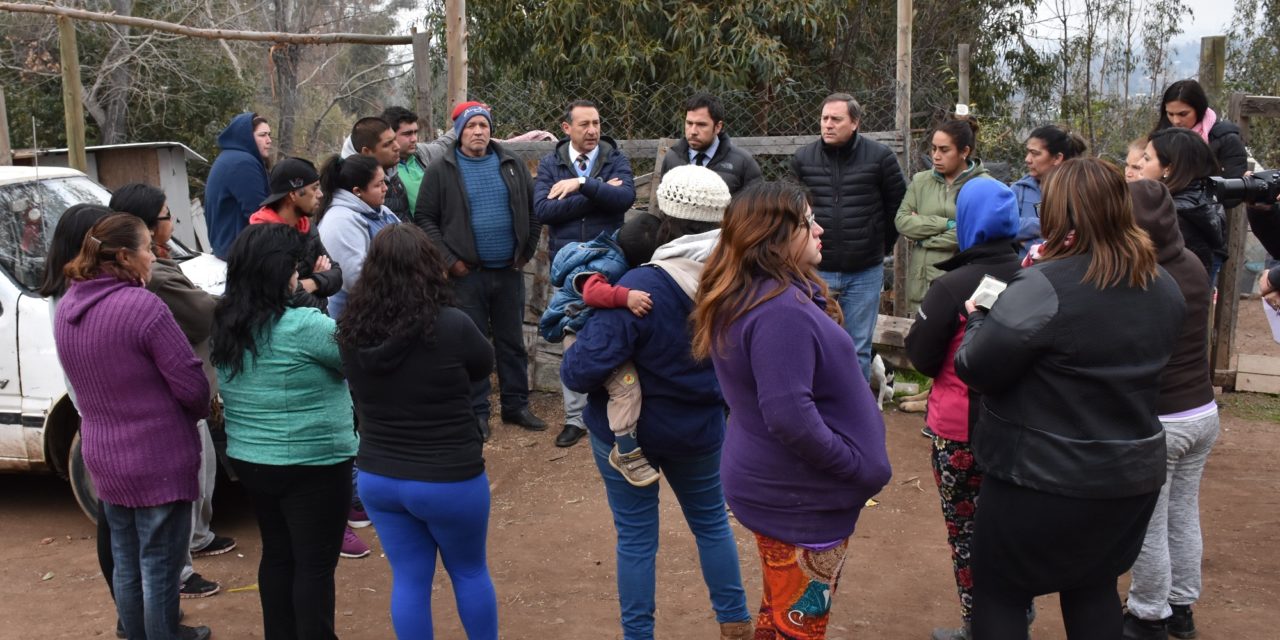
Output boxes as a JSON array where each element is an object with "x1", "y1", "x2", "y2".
[
  {"x1": 337, "y1": 224, "x2": 451, "y2": 349},
  {"x1": 109, "y1": 183, "x2": 166, "y2": 230},
  {"x1": 1147, "y1": 127, "x2": 1218, "y2": 194},
  {"x1": 1157, "y1": 79, "x2": 1210, "y2": 130},
  {"x1": 317, "y1": 154, "x2": 381, "y2": 220},
  {"x1": 210, "y1": 224, "x2": 304, "y2": 379},
  {"x1": 39, "y1": 203, "x2": 113, "y2": 297}
]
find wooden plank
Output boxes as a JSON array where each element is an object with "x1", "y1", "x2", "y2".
[
  {"x1": 1211, "y1": 203, "x2": 1247, "y2": 381},
  {"x1": 93, "y1": 148, "x2": 160, "y2": 190},
  {"x1": 1238, "y1": 95, "x2": 1280, "y2": 119},
  {"x1": 1212, "y1": 369, "x2": 1237, "y2": 389},
  {"x1": 1198, "y1": 36, "x2": 1226, "y2": 107},
  {"x1": 873, "y1": 312, "x2": 914, "y2": 349},
  {"x1": 1237, "y1": 354, "x2": 1280, "y2": 376},
  {"x1": 650, "y1": 137, "x2": 674, "y2": 202},
  {"x1": 1236, "y1": 372, "x2": 1280, "y2": 394}
]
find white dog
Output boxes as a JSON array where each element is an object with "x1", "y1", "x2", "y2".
[{"x1": 869, "y1": 353, "x2": 895, "y2": 409}]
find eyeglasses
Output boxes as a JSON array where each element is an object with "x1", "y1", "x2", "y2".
[{"x1": 804, "y1": 211, "x2": 815, "y2": 227}]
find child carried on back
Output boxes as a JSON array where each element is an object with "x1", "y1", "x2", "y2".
[{"x1": 540, "y1": 214, "x2": 665, "y2": 487}]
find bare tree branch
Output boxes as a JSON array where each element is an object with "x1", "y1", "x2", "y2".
[{"x1": 0, "y1": 2, "x2": 414, "y2": 45}]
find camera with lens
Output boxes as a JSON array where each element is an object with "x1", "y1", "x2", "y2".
[{"x1": 1209, "y1": 170, "x2": 1280, "y2": 205}]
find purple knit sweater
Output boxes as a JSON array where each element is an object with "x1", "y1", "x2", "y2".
[
  {"x1": 55, "y1": 274, "x2": 209, "y2": 507},
  {"x1": 715, "y1": 280, "x2": 893, "y2": 544}
]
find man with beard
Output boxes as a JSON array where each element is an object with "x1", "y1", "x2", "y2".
[{"x1": 660, "y1": 93, "x2": 762, "y2": 195}]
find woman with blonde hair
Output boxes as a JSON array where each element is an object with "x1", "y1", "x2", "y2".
[
  {"x1": 955, "y1": 158, "x2": 1186, "y2": 639},
  {"x1": 693, "y1": 182, "x2": 892, "y2": 639}
]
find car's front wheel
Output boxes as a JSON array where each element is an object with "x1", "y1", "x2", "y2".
[{"x1": 68, "y1": 431, "x2": 100, "y2": 524}]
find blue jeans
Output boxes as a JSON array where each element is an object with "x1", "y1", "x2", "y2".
[
  {"x1": 102, "y1": 500, "x2": 192, "y2": 640},
  {"x1": 818, "y1": 265, "x2": 883, "y2": 380},
  {"x1": 358, "y1": 470, "x2": 497, "y2": 640},
  {"x1": 453, "y1": 267, "x2": 531, "y2": 417},
  {"x1": 590, "y1": 435, "x2": 750, "y2": 639}
]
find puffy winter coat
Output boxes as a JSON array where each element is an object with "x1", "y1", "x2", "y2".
[
  {"x1": 538, "y1": 231, "x2": 630, "y2": 342},
  {"x1": 790, "y1": 133, "x2": 907, "y2": 273}
]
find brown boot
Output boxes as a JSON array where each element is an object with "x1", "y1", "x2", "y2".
[{"x1": 719, "y1": 620, "x2": 753, "y2": 640}]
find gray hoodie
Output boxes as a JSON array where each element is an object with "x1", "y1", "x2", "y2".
[
  {"x1": 317, "y1": 190, "x2": 400, "y2": 318},
  {"x1": 648, "y1": 229, "x2": 721, "y2": 299}
]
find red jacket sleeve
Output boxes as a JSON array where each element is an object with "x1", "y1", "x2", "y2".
[{"x1": 581, "y1": 273, "x2": 631, "y2": 308}]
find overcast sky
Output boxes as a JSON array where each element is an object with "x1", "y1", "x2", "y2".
[{"x1": 1031, "y1": 0, "x2": 1233, "y2": 44}]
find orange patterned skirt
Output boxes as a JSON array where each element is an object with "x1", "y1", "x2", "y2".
[{"x1": 752, "y1": 532, "x2": 850, "y2": 639}]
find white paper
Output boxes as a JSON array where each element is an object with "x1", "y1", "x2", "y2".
[{"x1": 971, "y1": 275, "x2": 1008, "y2": 311}]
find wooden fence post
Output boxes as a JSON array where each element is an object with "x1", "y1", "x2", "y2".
[
  {"x1": 893, "y1": 0, "x2": 912, "y2": 317},
  {"x1": 1211, "y1": 91, "x2": 1249, "y2": 389},
  {"x1": 445, "y1": 0, "x2": 467, "y2": 108},
  {"x1": 57, "y1": 16, "x2": 87, "y2": 172},
  {"x1": 957, "y1": 43, "x2": 970, "y2": 107},
  {"x1": 1199, "y1": 35, "x2": 1227, "y2": 108},
  {"x1": 411, "y1": 29, "x2": 434, "y2": 131},
  {"x1": 0, "y1": 86, "x2": 11, "y2": 165}
]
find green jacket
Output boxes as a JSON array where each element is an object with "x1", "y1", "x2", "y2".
[
  {"x1": 895, "y1": 161, "x2": 989, "y2": 313},
  {"x1": 218, "y1": 306, "x2": 358, "y2": 466}
]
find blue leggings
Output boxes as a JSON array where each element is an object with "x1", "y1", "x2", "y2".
[{"x1": 358, "y1": 470, "x2": 497, "y2": 639}]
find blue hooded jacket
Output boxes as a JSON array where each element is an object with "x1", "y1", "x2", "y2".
[
  {"x1": 204, "y1": 113, "x2": 269, "y2": 258},
  {"x1": 1010, "y1": 174, "x2": 1041, "y2": 255},
  {"x1": 538, "y1": 231, "x2": 630, "y2": 342},
  {"x1": 957, "y1": 178, "x2": 1021, "y2": 252}
]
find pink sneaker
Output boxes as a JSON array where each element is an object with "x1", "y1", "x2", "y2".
[{"x1": 340, "y1": 526, "x2": 370, "y2": 558}]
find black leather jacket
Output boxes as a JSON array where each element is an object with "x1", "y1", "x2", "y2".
[{"x1": 955, "y1": 254, "x2": 1185, "y2": 499}]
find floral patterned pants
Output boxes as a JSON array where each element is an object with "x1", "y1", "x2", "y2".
[
  {"x1": 930, "y1": 434, "x2": 984, "y2": 624},
  {"x1": 752, "y1": 532, "x2": 850, "y2": 639}
]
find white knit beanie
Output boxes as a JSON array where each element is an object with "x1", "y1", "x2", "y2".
[{"x1": 656, "y1": 165, "x2": 731, "y2": 223}]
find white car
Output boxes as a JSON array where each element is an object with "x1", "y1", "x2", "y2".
[{"x1": 0, "y1": 166, "x2": 224, "y2": 520}]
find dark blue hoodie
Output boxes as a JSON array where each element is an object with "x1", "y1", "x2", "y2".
[{"x1": 204, "y1": 113, "x2": 269, "y2": 258}]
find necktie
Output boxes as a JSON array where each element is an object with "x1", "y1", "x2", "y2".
[
  {"x1": 694, "y1": 152, "x2": 708, "y2": 167},
  {"x1": 576, "y1": 154, "x2": 588, "y2": 173}
]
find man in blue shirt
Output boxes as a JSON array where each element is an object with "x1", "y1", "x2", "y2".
[{"x1": 414, "y1": 103, "x2": 546, "y2": 440}]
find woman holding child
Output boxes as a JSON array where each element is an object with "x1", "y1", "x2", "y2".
[{"x1": 561, "y1": 165, "x2": 752, "y2": 640}]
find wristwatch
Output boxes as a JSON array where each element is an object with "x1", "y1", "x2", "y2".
[{"x1": 578, "y1": 176, "x2": 586, "y2": 186}]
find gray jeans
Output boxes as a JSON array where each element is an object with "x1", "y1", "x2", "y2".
[
  {"x1": 1127, "y1": 407, "x2": 1220, "y2": 620},
  {"x1": 181, "y1": 419, "x2": 217, "y2": 582}
]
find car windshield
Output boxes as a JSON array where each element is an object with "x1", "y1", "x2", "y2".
[{"x1": 0, "y1": 176, "x2": 112, "y2": 291}]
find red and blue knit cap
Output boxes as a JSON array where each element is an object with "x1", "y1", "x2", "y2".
[{"x1": 452, "y1": 101, "x2": 493, "y2": 138}]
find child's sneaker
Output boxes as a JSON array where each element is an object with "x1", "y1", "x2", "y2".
[{"x1": 609, "y1": 445, "x2": 660, "y2": 487}]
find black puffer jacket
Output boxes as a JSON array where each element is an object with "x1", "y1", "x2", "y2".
[
  {"x1": 790, "y1": 133, "x2": 907, "y2": 272},
  {"x1": 1130, "y1": 180, "x2": 1214, "y2": 415},
  {"x1": 1210, "y1": 119, "x2": 1249, "y2": 208},
  {"x1": 1171, "y1": 181, "x2": 1225, "y2": 274},
  {"x1": 954, "y1": 254, "x2": 1185, "y2": 499}
]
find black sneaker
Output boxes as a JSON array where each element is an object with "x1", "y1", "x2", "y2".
[
  {"x1": 192, "y1": 535, "x2": 236, "y2": 558},
  {"x1": 179, "y1": 625, "x2": 212, "y2": 640},
  {"x1": 1168, "y1": 604, "x2": 1197, "y2": 639},
  {"x1": 1122, "y1": 612, "x2": 1167, "y2": 640},
  {"x1": 180, "y1": 573, "x2": 221, "y2": 599}
]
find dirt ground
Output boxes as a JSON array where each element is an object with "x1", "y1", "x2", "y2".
[{"x1": 3, "y1": 309, "x2": 1279, "y2": 639}]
